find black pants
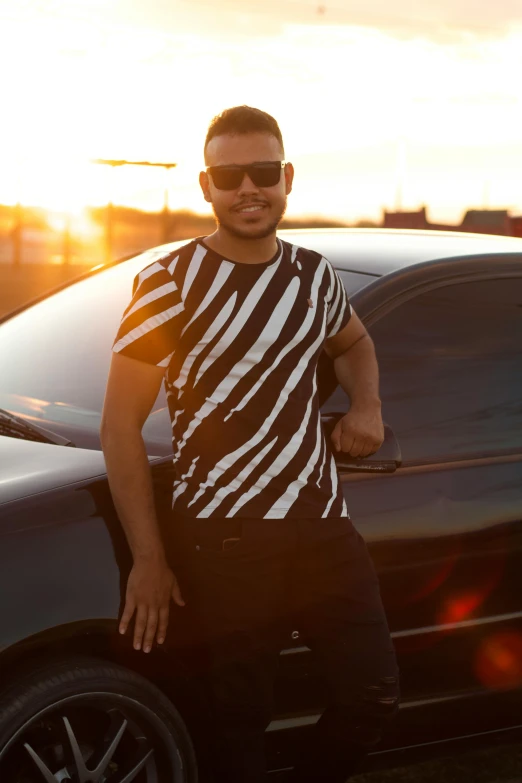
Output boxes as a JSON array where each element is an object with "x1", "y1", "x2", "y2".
[{"x1": 165, "y1": 515, "x2": 400, "y2": 783}]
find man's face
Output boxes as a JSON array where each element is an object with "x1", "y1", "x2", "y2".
[{"x1": 200, "y1": 132, "x2": 294, "y2": 240}]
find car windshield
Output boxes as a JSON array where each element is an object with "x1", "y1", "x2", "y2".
[
  {"x1": 0, "y1": 407, "x2": 75, "y2": 447},
  {"x1": 0, "y1": 246, "x2": 182, "y2": 456}
]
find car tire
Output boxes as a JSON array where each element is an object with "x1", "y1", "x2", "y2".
[{"x1": 0, "y1": 655, "x2": 198, "y2": 782}]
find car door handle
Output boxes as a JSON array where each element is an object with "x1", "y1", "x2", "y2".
[{"x1": 321, "y1": 413, "x2": 402, "y2": 473}]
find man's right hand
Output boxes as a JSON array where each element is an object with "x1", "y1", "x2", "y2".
[{"x1": 119, "y1": 559, "x2": 186, "y2": 653}]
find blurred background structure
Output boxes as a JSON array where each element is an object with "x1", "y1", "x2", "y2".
[{"x1": 92, "y1": 158, "x2": 178, "y2": 263}]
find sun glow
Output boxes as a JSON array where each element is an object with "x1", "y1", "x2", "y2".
[{"x1": 1, "y1": 2, "x2": 522, "y2": 222}]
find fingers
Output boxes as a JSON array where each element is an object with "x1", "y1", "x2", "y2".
[
  {"x1": 347, "y1": 438, "x2": 361, "y2": 457},
  {"x1": 359, "y1": 442, "x2": 373, "y2": 458},
  {"x1": 141, "y1": 587, "x2": 184, "y2": 650},
  {"x1": 157, "y1": 605, "x2": 170, "y2": 645},
  {"x1": 361, "y1": 440, "x2": 382, "y2": 458},
  {"x1": 332, "y1": 422, "x2": 361, "y2": 457},
  {"x1": 130, "y1": 602, "x2": 175, "y2": 652},
  {"x1": 330, "y1": 422, "x2": 342, "y2": 452},
  {"x1": 338, "y1": 436, "x2": 380, "y2": 458},
  {"x1": 133, "y1": 604, "x2": 148, "y2": 651},
  {"x1": 119, "y1": 595, "x2": 136, "y2": 636},
  {"x1": 330, "y1": 412, "x2": 384, "y2": 458},
  {"x1": 347, "y1": 438, "x2": 383, "y2": 458},
  {"x1": 121, "y1": 566, "x2": 186, "y2": 653},
  {"x1": 333, "y1": 427, "x2": 384, "y2": 458},
  {"x1": 355, "y1": 439, "x2": 372, "y2": 458},
  {"x1": 142, "y1": 608, "x2": 159, "y2": 654}
]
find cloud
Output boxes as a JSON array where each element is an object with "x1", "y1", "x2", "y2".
[
  {"x1": 325, "y1": 0, "x2": 522, "y2": 40},
  {"x1": 140, "y1": 0, "x2": 522, "y2": 42},
  {"x1": 7, "y1": 0, "x2": 522, "y2": 44}
]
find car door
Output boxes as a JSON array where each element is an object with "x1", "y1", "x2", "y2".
[
  {"x1": 324, "y1": 264, "x2": 522, "y2": 721},
  {"x1": 270, "y1": 261, "x2": 522, "y2": 764}
]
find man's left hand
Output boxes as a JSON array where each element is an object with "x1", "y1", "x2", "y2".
[{"x1": 330, "y1": 405, "x2": 384, "y2": 458}]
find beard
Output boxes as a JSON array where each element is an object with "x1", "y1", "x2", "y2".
[{"x1": 211, "y1": 197, "x2": 287, "y2": 240}]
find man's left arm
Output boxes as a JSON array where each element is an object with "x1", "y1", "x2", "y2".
[{"x1": 323, "y1": 312, "x2": 384, "y2": 458}]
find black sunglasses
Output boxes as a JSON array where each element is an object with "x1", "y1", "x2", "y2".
[{"x1": 207, "y1": 161, "x2": 287, "y2": 190}]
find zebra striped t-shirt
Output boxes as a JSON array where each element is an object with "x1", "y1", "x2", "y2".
[{"x1": 112, "y1": 237, "x2": 352, "y2": 519}]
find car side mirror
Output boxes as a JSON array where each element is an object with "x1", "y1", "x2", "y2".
[{"x1": 321, "y1": 413, "x2": 402, "y2": 474}]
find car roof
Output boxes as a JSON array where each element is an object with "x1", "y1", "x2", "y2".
[
  {"x1": 276, "y1": 228, "x2": 522, "y2": 276},
  {"x1": 3, "y1": 227, "x2": 521, "y2": 328}
]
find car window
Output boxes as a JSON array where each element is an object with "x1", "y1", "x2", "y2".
[
  {"x1": 335, "y1": 269, "x2": 378, "y2": 296},
  {"x1": 369, "y1": 277, "x2": 522, "y2": 464},
  {"x1": 0, "y1": 248, "x2": 177, "y2": 456}
]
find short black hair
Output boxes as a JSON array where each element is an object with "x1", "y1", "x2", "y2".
[{"x1": 204, "y1": 105, "x2": 284, "y2": 155}]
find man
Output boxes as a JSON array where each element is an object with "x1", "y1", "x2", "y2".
[{"x1": 101, "y1": 105, "x2": 399, "y2": 783}]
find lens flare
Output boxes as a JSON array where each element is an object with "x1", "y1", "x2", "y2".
[
  {"x1": 475, "y1": 632, "x2": 522, "y2": 689},
  {"x1": 436, "y1": 546, "x2": 506, "y2": 628},
  {"x1": 437, "y1": 591, "x2": 486, "y2": 626}
]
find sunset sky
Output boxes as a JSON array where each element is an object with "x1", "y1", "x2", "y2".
[{"x1": 1, "y1": 0, "x2": 522, "y2": 222}]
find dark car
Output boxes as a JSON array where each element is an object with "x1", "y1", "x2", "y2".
[{"x1": 1, "y1": 228, "x2": 521, "y2": 781}]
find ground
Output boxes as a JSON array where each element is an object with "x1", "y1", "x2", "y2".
[{"x1": 352, "y1": 744, "x2": 522, "y2": 782}]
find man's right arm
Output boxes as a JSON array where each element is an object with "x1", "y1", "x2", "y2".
[{"x1": 100, "y1": 352, "x2": 185, "y2": 654}]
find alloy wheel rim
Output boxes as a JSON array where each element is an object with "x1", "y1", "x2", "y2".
[{"x1": 0, "y1": 693, "x2": 186, "y2": 782}]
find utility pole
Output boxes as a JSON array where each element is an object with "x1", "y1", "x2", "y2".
[{"x1": 92, "y1": 159, "x2": 177, "y2": 263}]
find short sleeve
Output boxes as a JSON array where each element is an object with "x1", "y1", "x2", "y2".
[
  {"x1": 112, "y1": 260, "x2": 185, "y2": 368},
  {"x1": 325, "y1": 259, "x2": 353, "y2": 338}
]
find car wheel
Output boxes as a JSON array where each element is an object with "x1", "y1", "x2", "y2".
[{"x1": 0, "y1": 656, "x2": 198, "y2": 782}]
